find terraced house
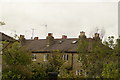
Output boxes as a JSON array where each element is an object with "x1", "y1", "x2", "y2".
[{"x1": 20, "y1": 31, "x2": 105, "y2": 76}]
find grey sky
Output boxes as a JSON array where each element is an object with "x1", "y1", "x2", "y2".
[{"x1": 0, "y1": 0, "x2": 118, "y2": 39}]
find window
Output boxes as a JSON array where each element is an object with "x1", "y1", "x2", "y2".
[
  {"x1": 32, "y1": 54, "x2": 36, "y2": 61},
  {"x1": 76, "y1": 70, "x2": 82, "y2": 76},
  {"x1": 44, "y1": 54, "x2": 49, "y2": 61},
  {"x1": 72, "y1": 40, "x2": 77, "y2": 44},
  {"x1": 63, "y1": 54, "x2": 68, "y2": 60}
]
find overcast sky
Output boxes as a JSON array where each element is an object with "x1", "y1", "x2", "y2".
[{"x1": 0, "y1": 0, "x2": 119, "y2": 40}]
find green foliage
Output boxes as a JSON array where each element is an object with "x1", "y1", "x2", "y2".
[
  {"x1": 60, "y1": 63, "x2": 73, "y2": 78},
  {"x1": 102, "y1": 63, "x2": 119, "y2": 78},
  {"x1": 77, "y1": 39, "x2": 89, "y2": 53},
  {"x1": 48, "y1": 50, "x2": 64, "y2": 72},
  {"x1": 101, "y1": 37, "x2": 120, "y2": 79},
  {"x1": 2, "y1": 41, "x2": 32, "y2": 80},
  {"x1": 2, "y1": 65, "x2": 32, "y2": 80},
  {"x1": 29, "y1": 63, "x2": 48, "y2": 80},
  {"x1": 77, "y1": 36, "x2": 119, "y2": 78},
  {"x1": 3, "y1": 41, "x2": 32, "y2": 65},
  {"x1": 2, "y1": 35, "x2": 119, "y2": 79}
]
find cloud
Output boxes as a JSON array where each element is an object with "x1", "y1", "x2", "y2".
[{"x1": 0, "y1": 2, "x2": 118, "y2": 39}]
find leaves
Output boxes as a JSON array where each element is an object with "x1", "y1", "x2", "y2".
[
  {"x1": 3, "y1": 42, "x2": 32, "y2": 65},
  {"x1": 48, "y1": 51, "x2": 64, "y2": 72},
  {"x1": 2, "y1": 41, "x2": 32, "y2": 80},
  {"x1": 77, "y1": 36, "x2": 119, "y2": 78}
]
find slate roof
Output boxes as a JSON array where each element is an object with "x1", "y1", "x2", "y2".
[
  {"x1": 0, "y1": 32, "x2": 15, "y2": 42},
  {"x1": 22, "y1": 38, "x2": 94, "y2": 53}
]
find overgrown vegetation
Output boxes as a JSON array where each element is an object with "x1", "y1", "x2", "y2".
[
  {"x1": 1, "y1": 35, "x2": 119, "y2": 79},
  {"x1": 2, "y1": 41, "x2": 32, "y2": 80},
  {"x1": 77, "y1": 36, "x2": 119, "y2": 78}
]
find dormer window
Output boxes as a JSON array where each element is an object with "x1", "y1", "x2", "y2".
[{"x1": 72, "y1": 40, "x2": 77, "y2": 44}]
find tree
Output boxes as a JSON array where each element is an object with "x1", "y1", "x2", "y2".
[
  {"x1": 29, "y1": 63, "x2": 48, "y2": 80},
  {"x1": 2, "y1": 41, "x2": 32, "y2": 80},
  {"x1": 102, "y1": 62, "x2": 119, "y2": 78},
  {"x1": 101, "y1": 36, "x2": 120, "y2": 78},
  {"x1": 47, "y1": 50, "x2": 64, "y2": 73},
  {"x1": 77, "y1": 36, "x2": 113, "y2": 78}
]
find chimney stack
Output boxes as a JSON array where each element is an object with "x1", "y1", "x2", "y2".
[
  {"x1": 20, "y1": 35, "x2": 25, "y2": 40},
  {"x1": 20, "y1": 35, "x2": 25, "y2": 38},
  {"x1": 93, "y1": 33, "x2": 100, "y2": 40},
  {"x1": 34, "y1": 37, "x2": 39, "y2": 40},
  {"x1": 79, "y1": 31, "x2": 86, "y2": 39},
  {"x1": 19, "y1": 35, "x2": 25, "y2": 45},
  {"x1": 62, "y1": 35, "x2": 67, "y2": 39},
  {"x1": 46, "y1": 33, "x2": 54, "y2": 46},
  {"x1": 95, "y1": 33, "x2": 99, "y2": 37}
]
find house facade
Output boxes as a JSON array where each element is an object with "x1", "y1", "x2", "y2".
[{"x1": 21, "y1": 31, "x2": 103, "y2": 76}]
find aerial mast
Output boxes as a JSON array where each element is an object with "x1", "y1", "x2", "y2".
[{"x1": 31, "y1": 28, "x2": 35, "y2": 39}]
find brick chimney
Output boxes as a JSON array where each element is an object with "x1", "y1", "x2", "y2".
[
  {"x1": 46, "y1": 33, "x2": 54, "y2": 46},
  {"x1": 62, "y1": 35, "x2": 67, "y2": 39},
  {"x1": 19, "y1": 35, "x2": 25, "y2": 45},
  {"x1": 48, "y1": 33, "x2": 53, "y2": 36},
  {"x1": 95, "y1": 33, "x2": 99, "y2": 37},
  {"x1": 34, "y1": 37, "x2": 39, "y2": 40},
  {"x1": 93, "y1": 33, "x2": 100, "y2": 40},
  {"x1": 20, "y1": 35, "x2": 25, "y2": 40},
  {"x1": 79, "y1": 31, "x2": 86, "y2": 39}
]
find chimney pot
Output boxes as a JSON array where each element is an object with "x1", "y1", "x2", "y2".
[
  {"x1": 79, "y1": 31, "x2": 86, "y2": 38},
  {"x1": 48, "y1": 33, "x2": 53, "y2": 36},
  {"x1": 95, "y1": 33, "x2": 99, "y2": 37},
  {"x1": 62, "y1": 35, "x2": 67, "y2": 39},
  {"x1": 34, "y1": 37, "x2": 38, "y2": 40}
]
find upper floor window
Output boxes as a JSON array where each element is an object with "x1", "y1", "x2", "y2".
[
  {"x1": 44, "y1": 54, "x2": 49, "y2": 61},
  {"x1": 32, "y1": 54, "x2": 36, "y2": 61},
  {"x1": 63, "y1": 54, "x2": 68, "y2": 60}
]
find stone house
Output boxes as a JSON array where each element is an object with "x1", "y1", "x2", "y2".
[
  {"x1": 0, "y1": 32, "x2": 15, "y2": 42},
  {"x1": 20, "y1": 31, "x2": 103, "y2": 76}
]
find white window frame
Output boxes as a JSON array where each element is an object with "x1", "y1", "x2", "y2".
[
  {"x1": 63, "y1": 54, "x2": 68, "y2": 60},
  {"x1": 44, "y1": 54, "x2": 49, "y2": 61},
  {"x1": 32, "y1": 54, "x2": 36, "y2": 61}
]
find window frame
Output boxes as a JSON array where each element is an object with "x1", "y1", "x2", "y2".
[
  {"x1": 32, "y1": 54, "x2": 36, "y2": 61},
  {"x1": 44, "y1": 54, "x2": 49, "y2": 61},
  {"x1": 63, "y1": 54, "x2": 69, "y2": 61}
]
